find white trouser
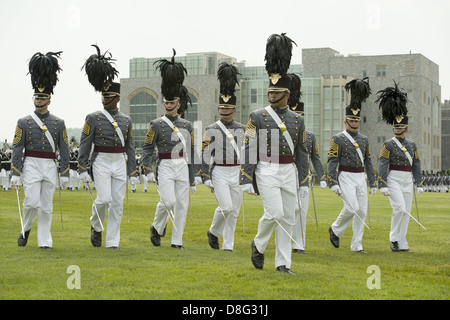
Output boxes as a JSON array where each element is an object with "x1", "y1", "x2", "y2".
[
  {"x1": 331, "y1": 171, "x2": 368, "y2": 251},
  {"x1": 387, "y1": 170, "x2": 413, "y2": 249},
  {"x1": 254, "y1": 161, "x2": 297, "y2": 269},
  {"x1": 293, "y1": 188, "x2": 309, "y2": 250},
  {"x1": 22, "y1": 157, "x2": 57, "y2": 247},
  {"x1": 69, "y1": 169, "x2": 80, "y2": 189},
  {"x1": 91, "y1": 153, "x2": 126, "y2": 247},
  {"x1": 143, "y1": 175, "x2": 148, "y2": 190},
  {"x1": 209, "y1": 165, "x2": 241, "y2": 250},
  {"x1": 153, "y1": 158, "x2": 189, "y2": 246}
]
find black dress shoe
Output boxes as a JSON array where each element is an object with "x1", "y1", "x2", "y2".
[
  {"x1": 355, "y1": 249, "x2": 367, "y2": 254},
  {"x1": 18, "y1": 230, "x2": 30, "y2": 247},
  {"x1": 108, "y1": 246, "x2": 121, "y2": 250},
  {"x1": 276, "y1": 265, "x2": 294, "y2": 274},
  {"x1": 150, "y1": 225, "x2": 161, "y2": 247},
  {"x1": 171, "y1": 244, "x2": 184, "y2": 249},
  {"x1": 251, "y1": 240, "x2": 264, "y2": 269},
  {"x1": 390, "y1": 241, "x2": 400, "y2": 252},
  {"x1": 207, "y1": 230, "x2": 219, "y2": 250},
  {"x1": 40, "y1": 246, "x2": 51, "y2": 250},
  {"x1": 91, "y1": 226, "x2": 102, "y2": 247},
  {"x1": 329, "y1": 226, "x2": 339, "y2": 248},
  {"x1": 293, "y1": 249, "x2": 308, "y2": 254}
]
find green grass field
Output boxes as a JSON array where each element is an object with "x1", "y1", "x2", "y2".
[{"x1": 0, "y1": 183, "x2": 448, "y2": 301}]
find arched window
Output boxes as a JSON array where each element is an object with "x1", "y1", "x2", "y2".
[{"x1": 130, "y1": 90, "x2": 157, "y2": 151}]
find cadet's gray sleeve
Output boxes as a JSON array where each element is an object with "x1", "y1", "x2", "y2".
[
  {"x1": 377, "y1": 142, "x2": 390, "y2": 188},
  {"x1": 77, "y1": 114, "x2": 95, "y2": 173},
  {"x1": 240, "y1": 113, "x2": 257, "y2": 185},
  {"x1": 11, "y1": 119, "x2": 26, "y2": 176},
  {"x1": 200, "y1": 127, "x2": 213, "y2": 181},
  {"x1": 141, "y1": 121, "x2": 157, "y2": 175},
  {"x1": 295, "y1": 120, "x2": 309, "y2": 187},
  {"x1": 411, "y1": 142, "x2": 423, "y2": 187},
  {"x1": 187, "y1": 124, "x2": 201, "y2": 186},
  {"x1": 364, "y1": 143, "x2": 376, "y2": 188},
  {"x1": 327, "y1": 136, "x2": 339, "y2": 187},
  {"x1": 57, "y1": 120, "x2": 70, "y2": 177},
  {"x1": 125, "y1": 118, "x2": 138, "y2": 177},
  {"x1": 309, "y1": 134, "x2": 325, "y2": 181}
]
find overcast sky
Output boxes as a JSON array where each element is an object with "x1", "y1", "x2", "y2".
[{"x1": 1, "y1": 0, "x2": 448, "y2": 143}]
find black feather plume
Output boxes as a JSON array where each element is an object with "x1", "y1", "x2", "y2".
[
  {"x1": 375, "y1": 81, "x2": 409, "y2": 125},
  {"x1": 154, "y1": 48, "x2": 187, "y2": 100},
  {"x1": 344, "y1": 77, "x2": 371, "y2": 108},
  {"x1": 178, "y1": 86, "x2": 192, "y2": 118},
  {"x1": 287, "y1": 73, "x2": 302, "y2": 108},
  {"x1": 264, "y1": 33, "x2": 297, "y2": 77},
  {"x1": 28, "y1": 51, "x2": 63, "y2": 94},
  {"x1": 81, "y1": 44, "x2": 119, "y2": 92},
  {"x1": 217, "y1": 62, "x2": 241, "y2": 97}
]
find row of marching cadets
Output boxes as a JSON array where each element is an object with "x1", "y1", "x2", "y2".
[
  {"x1": 9, "y1": 35, "x2": 425, "y2": 272},
  {"x1": 422, "y1": 170, "x2": 449, "y2": 193}
]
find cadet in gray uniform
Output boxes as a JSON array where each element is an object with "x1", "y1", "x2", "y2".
[
  {"x1": 241, "y1": 34, "x2": 309, "y2": 274},
  {"x1": 376, "y1": 82, "x2": 423, "y2": 252},
  {"x1": 203, "y1": 62, "x2": 245, "y2": 251},
  {"x1": 142, "y1": 50, "x2": 200, "y2": 249},
  {"x1": 287, "y1": 75, "x2": 327, "y2": 253},
  {"x1": 327, "y1": 78, "x2": 376, "y2": 253},
  {"x1": 11, "y1": 51, "x2": 69, "y2": 249},
  {"x1": 78, "y1": 45, "x2": 138, "y2": 249}
]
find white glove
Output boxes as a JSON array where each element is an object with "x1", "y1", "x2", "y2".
[
  {"x1": 204, "y1": 180, "x2": 214, "y2": 189},
  {"x1": 60, "y1": 176, "x2": 69, "y2": 187},
  {"x1": 299, "y1": 186, "x2": 309, "y2": 198},
  {"x1": 190, "y1": 186, "x2": 196, "y2": 194},
  {"x1": 320, "y1": 181, "x2": 327, "y2": 189},
  {"x1": 331, "y1": 185, "x2": 341, "y2": 195},
  {"x1": 147, "y1": 172, "x2": 155, "y2": 183},
  {"x1": 380, "y1": 187, "x2": 391, "y2": 196},
  {"x1": 129, "y1": 176, "x2": 138, "y2": 185},
  {"x1": 79, "y1": 171, "x2": 92, "y2": 183},
  {"x1": 241, "y1": 183, "x2": 256, "y2": 195},
  {"x1": 10, "y1": 175, "x2": 21, "y2": 186},
  {"x1": 416, "y1": 187, "x2": 424, "y2": 196},
  {"x1": 195, "y1": 176, "x2": 203, "y2": 186},
  {"x1": 370, "y1": 187, "x2": 377, "y2": 195}
]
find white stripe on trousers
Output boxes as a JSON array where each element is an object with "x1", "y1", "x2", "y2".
[
  {"x1": 153, "y1": 158, "x2": 189, "y2": 246},
  {"x1": 387, "y1": 170, "x2": 413, "y2": 250},
  {"x1": 91, "y1": 153, "x2": 126, "y2": 248},
  {"x1": 209, "y1": 165, "x2": 241, "y2": 250},
  {"x1": 254, "y1": 161, "x2": 297, "y2": 269},
  {"x1": 22, "y1": 157, "x2": 57, "y2": 247},
  {"x1": 331, "y1": 171, "x2": 368, "y2": 251}
]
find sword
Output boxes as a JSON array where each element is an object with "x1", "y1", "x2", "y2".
[
  {"x1": 126, "y1": 175, "x2": 129, "y2": 223},
  {"x1": 210, "y1": 187, "x2": 232, "y2": 232},
  {"x1": 241, "y1": 190, "x2": 245, "y2": 235},
  {"x1": 87, "y1": 183, "x2": 104, "y2": 231},
  {"x1": 57, "y1": 172, "x2": 64, "y2": 230},
  {"x1": 413, "y1": 187, "x2": 421, "y2": 232},
  {"x1": 389, "y1": 196, "x2": 427, "y2": 231},
  {"x1": 252, "y1": 194, "x2": 303, "y2": 249},
  {"x1": 15, "y1": 185, "x2": 25, "y2": 237},
  {"x1": 309, "y1": 176, "x2": 320, "y2": 238},
  {"x1": 153, "y1": 182, "x2": 177, "y2": 231},
  {"x1": 340, "y1": 192, "x2": 372, "y2": 231}
]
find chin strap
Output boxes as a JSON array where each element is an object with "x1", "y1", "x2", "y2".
[{"x1": 267, "y1": 92, "x2": 288, "y2": 105}]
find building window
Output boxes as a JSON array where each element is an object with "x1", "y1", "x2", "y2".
[
  {"x1": 376, "y1": 65, "x2": 386, "y2": 77},
  {"x1": 130, "y1": 91, "x2": 157, "y2": 151},
  {"x1": 251, "y1": 88, "x2": 258, "y2": 103}
]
